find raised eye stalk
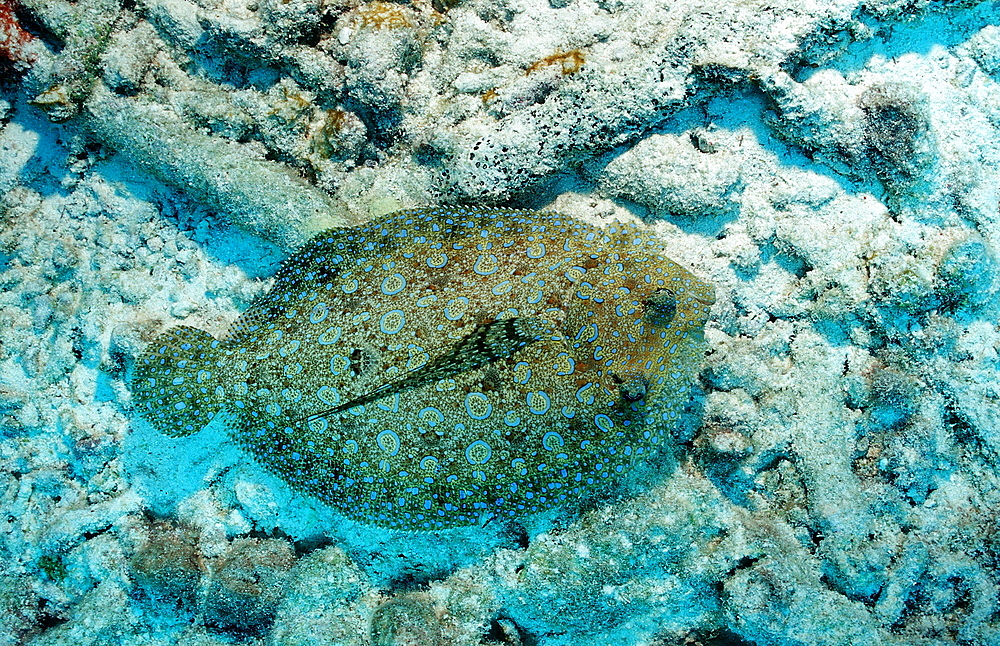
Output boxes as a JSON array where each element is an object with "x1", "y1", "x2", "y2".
[{"x1": 643, "y1": 289, "x2": 677, "y2": 327}]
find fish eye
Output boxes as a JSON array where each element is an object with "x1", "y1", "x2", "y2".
[
  {"x1": 610, "y1": 372, "x2": 648, "y2": 402},
  {"x1": 348, "y1": 347, "x2": 380, "y2": 378},
  {"x1": 642, "y1": 288, "x2": 676, "y2": 327}
]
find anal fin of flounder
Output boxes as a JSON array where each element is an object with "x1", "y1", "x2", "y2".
[
  {"x1": 305, "y1": 317, "x2": 561, "y2": 421},
  {"x1": 130, "y1": 326, "x2": 225, "y2": 437}
]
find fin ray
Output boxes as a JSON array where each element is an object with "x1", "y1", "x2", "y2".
[{"x1": 305, "y1": 318, "x2": 560, "y2": 421}]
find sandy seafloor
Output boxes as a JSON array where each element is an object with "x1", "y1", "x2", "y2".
[{"x1": 2, "y1": 0, "x2": 1000, "y2": 643}]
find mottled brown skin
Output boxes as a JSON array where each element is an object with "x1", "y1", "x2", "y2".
[{"x1": 132, "y1": 207, "x2": 714, "y2": 529}]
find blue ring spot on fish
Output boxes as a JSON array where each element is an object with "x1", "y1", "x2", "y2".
[
  {"x1": 465, "y1": 440, "x2": 492, "y2": 465},
  {"x1": 309, "y1": 303, "x2": 329, "y2": 324},
  {"x1": 473, "y1": 253, "x2": 499, "y2": 275},
  {"x1": 554, "y1": 353, "x2": 575, "y2": 376},
  {"x1": 492, "y1": 280, "x2": 513, "y2": 296},
  {"x1": 317, "y1": 326, "x2": 342, "y2": 345},
  {"x1": 464, "y1": 392, "x2": 493, "y2": 420},
  {"x1": 444, "y1": 297, "x2": 469, "y2": 320},
  {"x1": 279, "y1": 340, "x2": 301, "y2": 357},
  {"x1": 316, "y1": 385, "x2": 340, "y2": 405},
  {"x1": 379, "y1": 309, "x2": 406, "y2": 335},
  {"x1": 376, "y1": 429, "x2": 401, "y2": 456},
  {"x1": 527, "y1": 390, "x2": 551, "y2": 415},
  {"x1": 542, "y1": 431, "x2": 565, "y2": 452},
  {"x1": 426, "y1": 252, "x2": 447, "y2": 268},
  {"x1": 418, "y1": 406, "x2": 444, "y2": 426},
  {"x1": 329, "y1": 355, "x2": 349, "y2": 375},
  {"x1": 512, "y1": 361, "x2": 532, "y2": 385},
  {"x1": 381, "y1": 273, "x2": 407, "y2": 295}
]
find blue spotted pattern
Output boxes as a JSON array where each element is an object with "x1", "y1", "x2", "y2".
[{"x1": 130, "y1": 207, "x2": 714, "y2": 529}]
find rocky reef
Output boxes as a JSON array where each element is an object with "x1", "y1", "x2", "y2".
[{"x1": 1, "y1": 0, "x2": 999, "y2": 643}]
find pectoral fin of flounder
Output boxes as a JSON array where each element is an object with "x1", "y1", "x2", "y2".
[
  {"x1": 304, "y1": 317, "x2": 562, "y2": 421},
  {"x1": 130, "y1": 326, "x2": 225, "y2": 437}
]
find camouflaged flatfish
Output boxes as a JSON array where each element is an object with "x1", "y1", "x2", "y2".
[{"x1": 131, "y1": 206, "x2": 715, "y2": 530}]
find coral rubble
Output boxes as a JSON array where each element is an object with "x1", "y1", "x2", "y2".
[{"x1": 0, "y1": 0, "x2": 999, "y2": 643}]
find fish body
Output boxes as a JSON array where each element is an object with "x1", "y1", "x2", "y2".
[{"x1": 131, "y1": 207, "x2": 714, "y2": 530}]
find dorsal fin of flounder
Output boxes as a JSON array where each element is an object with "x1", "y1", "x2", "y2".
[{"x1": 131, "y1": 206, "x2": 715, "y2": 530}]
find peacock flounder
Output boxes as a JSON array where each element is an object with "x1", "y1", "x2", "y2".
[{"x1": 131, "y1": 207, "x2": 714, "y2": 530}]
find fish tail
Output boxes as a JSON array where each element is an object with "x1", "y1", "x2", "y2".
[{"x1": 130, "y1": 326, "x2": 225, "y2": 437}]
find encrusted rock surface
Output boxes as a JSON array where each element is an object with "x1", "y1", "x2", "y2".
[{"x1": 0, "y1": 0, "x2": 998, "y2": 643}]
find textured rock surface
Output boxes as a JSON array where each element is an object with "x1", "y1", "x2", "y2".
[{"x1": 0, "y1": 0, "x2": 998, "y2": 644}]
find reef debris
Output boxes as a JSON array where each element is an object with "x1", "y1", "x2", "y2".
[{"x1": 0, "y1": 0, "x2": 38, "y2": 69}]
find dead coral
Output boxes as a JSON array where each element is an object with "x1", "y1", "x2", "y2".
[
  {"x1": 370, "y1": 593, "x2": 443, "y2": 646},
  {"x1": 351, "y1": 1, "x2": 416, "y2": 30},
  {"x1": 859, "y1": 81, "x2": 934, "y2": 191},
  {"x1": 129, "y1": 521, "x2": 203, "y2": 611},
  {"x1": 203, "y1": 538, "x2": 295, "y2": 637},
  {"x1": 0, "y1": 0, "x2": 37, "y2": 68},
  {"x1": 526, "y1": 49, "x2": 586, "y2": 76}
]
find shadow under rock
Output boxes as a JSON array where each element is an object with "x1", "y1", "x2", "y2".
[{"x1": 795, "y1": 2, "x2": 1000, "y2": 81}]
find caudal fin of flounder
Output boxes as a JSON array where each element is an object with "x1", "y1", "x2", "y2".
[{"x1": 130, "y1": 326, "x2": 225, "y2": 437}]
